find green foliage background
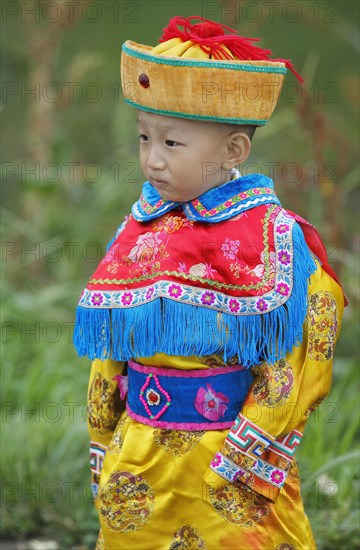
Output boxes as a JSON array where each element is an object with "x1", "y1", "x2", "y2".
[{"x1": 1, "y1": 1, "x2": 359, "y2": 548}]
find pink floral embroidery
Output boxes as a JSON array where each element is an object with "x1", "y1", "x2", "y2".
[
  {"x1": 221, "y1": 237, "x2": 240, "y2": 261},
  {"x1": 145, "y1": 287, "x2": 155, "y2": 300},
  {"x1": 270, "y1": 469, "x2": 285, "y2": 485},
  {"x1": 224, "y1": 200, "x2": 233, "y2": 207},
  {"x1": 203, "y1": 263, "x2": 218, "y2": 278},
  {"x1": 276, "y1": 224, "x2": 290, "y2": 234},
  {"x1": 127, "y1": 231, "x2": 165, "y2": 267},
  {"x1": 103, "y1": 248, "x2": 114, "y2": 263},
  {"x1": 182, "y1": 218, "x2": 195, "y2": 229},
  {"x1": 201, "y1": 291, "x2": 216, "y2": 306},
  {"x1": 103, "y1": 243, "x2": 121, "y2": 263},
  {"x1": 276, "y1": 282, "x2": 290, "y2": 296},
  {"x1": 256, "y1": 299, "x2": 268, "y2": 312},
  {"x1": 91, "y1": 293, "x2": 103, "y2": 306},
  {"x1": 194, "y1": 384, "x2": 230, "y2": 421},
  {"x1": 230, "y1": 261, "x2": 252, "y2": 278},
  {"x1": 229, "y1": 299, "x2": 240, "y2": 313},
  {"x1": 268, "y1": 206, "x2": 281, "y2": 223},
  {"x1": 106, "y1": 261, "x2": 120, "y2": 274},
  {"x1": 253, "y1": 188, "x2": 260, "y2": 194},
  {"x1": 239, "y1": 192, "x2": 248, "y2": 199},
  {"x1": 188, "y1": 263, "x2": 218, "y2": 278},
  {"x1": 121, "y1": 292, "x2": 133, "y2": 305},
  {"x1": 153, "y1": 215, "x2": 190, "y2": 234},
  {"x1": 278, "y1": 250, "x2": 291, "y2": 265},
  {"x1": 211, "y1": 453, "x2": 222, "y2": 468},
  {"x1": 168, "y1": 284, "x2": 182, "y2": 298}
]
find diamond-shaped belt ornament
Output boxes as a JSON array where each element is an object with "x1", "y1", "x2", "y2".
[{"x1": 139, "y1": 373, "x2": 172, "y2": 420}]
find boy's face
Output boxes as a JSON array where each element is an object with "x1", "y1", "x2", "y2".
[{"x1": 137, "y1": 111, "x2": 234, "y2": 203}]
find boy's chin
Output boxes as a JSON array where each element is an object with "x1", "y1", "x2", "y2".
[
  {"x1": 157, "y1": 190, "x2": 183, "y2": 203},
  {"x1": 154, "y1": 185, "x2": 196, "y2": 203},
  {"x1": 161, "y1": 194, "x2": 190, "y2": 204}
]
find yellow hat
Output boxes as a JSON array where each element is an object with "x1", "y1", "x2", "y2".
[{"x1": 120, "y1": 16, "x2": 302, "y2": 126}]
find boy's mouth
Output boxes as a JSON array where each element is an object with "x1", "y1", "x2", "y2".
[{"x1": 150, "y1": 178, "x2": 167, "y2": 188}]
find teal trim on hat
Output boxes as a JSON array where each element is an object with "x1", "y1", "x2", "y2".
[
  {"x1": 122, "y1": 42, "x2": 288, "y2": 75},
  {"x1": 124, "y1": 99, "x2": 267, "y2": 126}
]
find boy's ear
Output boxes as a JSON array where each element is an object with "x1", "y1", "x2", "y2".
[{"x1": 223, "y1": 132, "x2": 251, "y2": 169}]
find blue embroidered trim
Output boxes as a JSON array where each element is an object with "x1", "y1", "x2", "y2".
[
  {"x1": 132, "y1": 194, "x2": 179, "y2": 221},
  {"x1": 210, "y1": 452, "x2": 246, "y2": 482},
  {"x1": 124, "y1": 99, "x2": 268, "y2": 126},
  {"x1": 122, "y1": 42, "x2": 288, "y2": 75},
  {"x1": 73, "y1": 210, "x2": 317, "y2": 366},
  {"x1": 250, "y1": 459, "x2": 287, "y2": 488},
  {"x1": 91, "y1": 483, "x2": 99, "y2": 499},
  {"x1": 132, "y1": 174, "x2": 279, "y2": 223},
  {"x1": 90, "y1": 441, "x2": 107, "y2": 475},
  {"x1": 210, "y1": 452, "x2": 288, "y2": 488},
  {"x1": 185, "y1": 195, "x2": 279, "y2": 222}
]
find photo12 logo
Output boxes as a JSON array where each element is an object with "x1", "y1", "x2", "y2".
[
  {"x1": 1, "y1": 1, "x2": 140, "y2": 24},
  {"x1": 201, "y1": 1, "x2": 340, "y2": 24}
]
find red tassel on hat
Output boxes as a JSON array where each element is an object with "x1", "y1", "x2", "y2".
[{"x1": 159, "y1": 16, "x2": 304, "y2": 83}]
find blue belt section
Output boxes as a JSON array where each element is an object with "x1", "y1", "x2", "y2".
[{"x1": 126, "y1": 360, "x2": 254, "y2": 431}]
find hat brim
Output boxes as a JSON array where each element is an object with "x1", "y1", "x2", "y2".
[{"x1": 121, "y1": 41, "x2": 287, "y2": 125}]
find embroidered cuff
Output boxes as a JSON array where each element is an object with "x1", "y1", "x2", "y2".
[
  {"x1": 210, "y1": 452, "x2": 248, "y2": 483},
  {"x1": 208, "y1": 414, "x2": 303, "y2": 502},
  {"x1": 267, "y1": 429, "x2": 303, "y2": 462},
  {"x1": 90, "y1": 441, "x2": 107, "y2": 502},
  {"x1": 227, "y1": 413, "x2": 276, "y2": 458}
]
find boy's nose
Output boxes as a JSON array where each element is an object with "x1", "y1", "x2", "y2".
[{"x1": 146, "y1": 146, "x2": 166, "y2": 170}]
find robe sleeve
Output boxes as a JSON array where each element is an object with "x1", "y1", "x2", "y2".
[
  {"x1": 203, "y1": 263, "x2": 345, "y2": 502},
  {"x1": 87, "y1": 358, "x2": 126, "y2": 506}
]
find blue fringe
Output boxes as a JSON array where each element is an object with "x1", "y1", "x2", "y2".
[{"x1": 73, "y1": 223, "x2": 317, "y2": 367}]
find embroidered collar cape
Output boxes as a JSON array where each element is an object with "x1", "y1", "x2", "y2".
[{"x1": 73, "y1": 173, "x2": 338, "y2": 367}]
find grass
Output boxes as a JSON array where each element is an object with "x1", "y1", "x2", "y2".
[{"x1": 298, "y1": 358, "x2": 360, "y2": 549}]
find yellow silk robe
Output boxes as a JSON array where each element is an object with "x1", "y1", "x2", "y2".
[{"x1": 87, "y1": 263, "x2": 344, "y2": 550}]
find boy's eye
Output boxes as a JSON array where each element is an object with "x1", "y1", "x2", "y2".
[
  {"x1": 165, "y1": 140, "x2": 179, "y2": 147},
  {"x1": 139, "y1": 134, "x2": 148, "y2": 141}
]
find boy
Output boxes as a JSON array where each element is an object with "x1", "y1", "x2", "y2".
[{"x1": 74, "y1": 16, "x2": 346, "y2": 549}]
